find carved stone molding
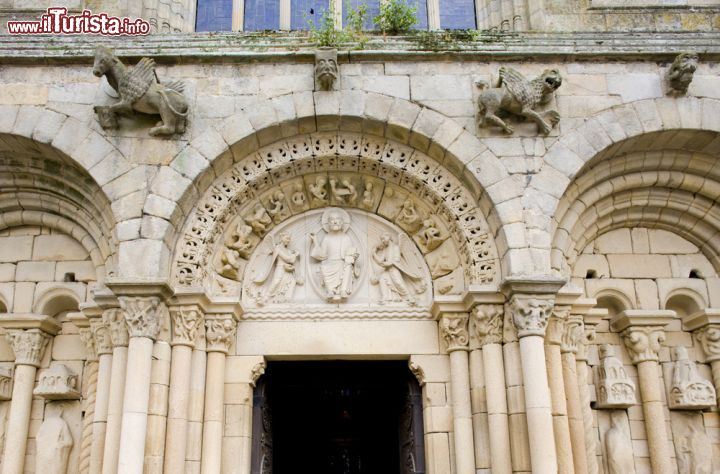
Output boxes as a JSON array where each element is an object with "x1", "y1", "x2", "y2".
[
  {"x1": 508, "y1": 295, "x2": 554, "y2": 338},
  {"x1": 595, "y1": 344, "x2": 636, "y2": 409},
  {"x1": 0, "y1": 368, "x2": 12, "y2": 400},
  {"x1": 33, "y1": 364, "x2": 81, "y2": 400},
  {"x1": 90, "y1": 319, "x2": 113, "y2": 356},
  {"x1": 250, "y1": 361, "x2": 266, "y2": 388},
  {"x1": 205, "y1": 315, "x2": 237, "y2": 354},
  {"x1": 5, "y1": 329, "x2": 52, "y2": 367},
  {"x1": 546, "y1": 306, "x2": 569, "y2": 346},
  {"x1": 668, "y1": 346, "x2": 716, "y2": 410},
  {"x1": 620, "y1": 326, "x2": 666, "y2": 364},
  {"x1": 170, "y1": 306, "x2": 203, "y2": 347},
  {"x1": 470, "y1": 304, "x2": 503, "y2": 346},
  {"x1": 440, "y1": 313, "x2": 470, "y2": 352},
  {"x1": 560, "y1": 314, "x2": 584, "y2": 355},
  {"x1": 102, "y1": 308, "x2": 129, "y2": 347},
  {"x1": 119, "y1": 296, "x2": 166, "y2": 340},
  {"x1": 408, "y1": 360, "x2": 426, "y2": 386},
  {"x1": 694, "y1": 325, "x2": 720, "y2": 363}
]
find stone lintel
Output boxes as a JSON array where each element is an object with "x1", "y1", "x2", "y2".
[
  {"x1": 611, "y1": 310, "x2": 676, "y2": 332},
  {"x1": 0, "y1": 313, "x2": 62, "y2": 335},
  {"x1": 554, "y1": 284, "x2": 584, "y2": 306},
  {"x1": 682, "y1": 309, "x2": 720, "y2": 332},
  {"x1": 501, "y1": 276, "x2": 567, "y2": 299},
  {"x1": 431, "y1": 289, "x2": 504, "y2": 320},
  {"x1": 169, "y1": 288, "x2": 211, "y2": 311},
  {"x1": 105, "y1": 279, "x2": 174, "y2": 300},
  {"x1": 205, "y1": 300, "x2": 243, "y2": 322}
]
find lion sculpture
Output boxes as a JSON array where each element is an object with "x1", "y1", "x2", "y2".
[
  {"x1": 92, "y1": 46, "x2": 189, "y2": 137},
  {"x1": 667, "y1": 52, "x2": 699, "y2": 94},
  {"x1": 476, "y1": 67, "x2": 562, "y2": 135}
]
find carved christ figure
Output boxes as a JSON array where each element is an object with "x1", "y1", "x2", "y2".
[
  {"x1": 253, "y1": 232, "x2": 303, "y2": 305},
  {"x1": 310, "y1": 209, "x2": 359, "y2": 302},
  {"x1": 371, "y1": 233, "x2": 426, "y2": 305}
]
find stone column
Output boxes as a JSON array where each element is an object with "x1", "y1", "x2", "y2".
[
  {"x1": 544, "y1": 306, "x2": 574, "y2": 474},
  {"x1": 506, "y1": 291, "x2": 559, "y2": 474},
  {"x1": 88, "y1": 313, "x2": 114, "y2": 474},
  {"x1": 612, "y1": 310, "x2": 675, "y2": 474},
  {"x1": 164, "y1": 305, "x2": 203, "y2": 474},
  {"x1": 470, "y1": 304, "x2": 512, "y2": 474},
  {"x1": 439, "y1": 313, "x2": 475, "y2": 474},
  {"x1": 72, "y1": 313, "x2": 99, "y2": 474},
  {"x1": 186, "y1": 324, "x2": 207, "y2": 472},
  {"x1": 116, "y1": 296, "x2": 167, "y2": 474},
  {"x1": 201, "y1": 314, "x2": 237, "y2": 474},
  {"x1": 559, "y1": 313, "x2": 588, "y2": 474},
  {"x1": 0, "y1": 315, "x2": 60, "y2": 474},
  {"x1": 683, "y1": 309, "x2": 720, "y2": 405},
  {"x1": 102, "y1": 308, "x2": 129, "y2": 474}
]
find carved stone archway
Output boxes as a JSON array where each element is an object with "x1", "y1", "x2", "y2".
[{"x1": 171, "y1": 132, "x2": 501, "y2": 300}]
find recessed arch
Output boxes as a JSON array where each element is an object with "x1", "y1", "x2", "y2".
[
  {"x1": 664, "y1": 290, "x2": 706, "y2": 318},
  {"x1": 34, "y1": 288, "x2": 82, "y2": 317},
  {"x1": 595, "y1": 290, "x2": 635, "y2": 316}
]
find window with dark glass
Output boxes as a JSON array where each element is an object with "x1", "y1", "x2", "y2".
[
  {"x1": 195, "y1": 0, "x2": 233, "y2": 31},
  {"x1": 291, "y1": 0, "x2": 330, "y2": 30},
  {"x1": 244, "y1": 0, "x2": 281, "y2": 30},
  {"x1": 439, "y1": 0, "x2": 476, "y2": 29}
]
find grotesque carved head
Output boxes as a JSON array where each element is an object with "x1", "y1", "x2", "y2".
[
  {"x1": 315, "y1": 48, "x2": 339, "y2": 91},
  {"x1": 667, "y1": 52, "x2": 699, "y2": 94}
]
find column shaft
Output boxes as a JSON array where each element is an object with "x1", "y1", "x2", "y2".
[
  {"x1": 576, "y1": 360, "x2": 598, "y2": 474},
  {"x1": 103, "y1": 346, "x2": 128, "y2": 474},
  {"x1": 545, "y1": 342, "x2": 574, "y2": 473},
  {"x1": 469, "y1": 349, "x2": 490, "y2": 470},
  {"x1": 145, "y1": 341, "x2": 171, "y2": 472},
  {"x1": 482, "y1": 343, "x2": 512, "y2": 474},
  {"x1": 519, "y1": 335, "x2": 557, "y2": 474},
  {"x1": 201, "y1": 351, "x2": 226, "y2": 474},
  {"x1": 90, "y1": 353, "x2": 113, "y2": 473},
  {"x1": 186, "y1": 344, "x2": 207, "y2": 471},
  {"x1": 711, "y1": 360, "x2": 720, "y2": 405},
  {"x1": 164, "y1": 344, "x2": 193, "y2": 473},
  {"x1": 637, "y1": 360, "x2": 673, "y2": 474},
  {"x1": 561, "y1": 351, "x2": 588, "y2": 474},
  {"x1": 1, "y1": 364, "x2": 36, "y2": 474},
  {"x1": 449, "y1": 349, "x2": 475, "y2": 474},
  {"x1": 117, "y1": 337, "x2": 155, "y2": 474}
]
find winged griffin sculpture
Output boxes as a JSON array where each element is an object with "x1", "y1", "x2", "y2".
[
  {"x1": 92, "y1": 46, "x2": 189, "y2": 136},
  {"x1": 476, "y1": 67, "x2": 562, "y2": 135}
]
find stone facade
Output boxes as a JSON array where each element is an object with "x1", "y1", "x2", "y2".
[{"x1": 0, "y1": 1, "x2": 719, "y2": 473}]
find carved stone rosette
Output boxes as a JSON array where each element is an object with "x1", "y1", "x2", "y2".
[
  {"x1": 0, "y1": 368, "x2": 12, "y2": 400},
  {"x1": 33, "y1": 364, "x2": 81, "y2": 400},
  {"x1": 102, "y1": 308, "x2": 129, "y2": 347},
  {"x1": 621, "y1": 326, "x2": 665, "y2": 364},
  {"x1": 5, "y1": 329, "x2": 52, "y2": 367},
  {"x1": 508, "y1": 296, "x2": 554, "y2": 338},
  {"x1": 694, "y1": 325, "x2": 720, "y2": 363},
  {"x1": 119, "y1": 296, "x2": 166, "y2": 340},
  {"x1": 470, "y1": 304, "x2": 503, "y2": 346},
  {"x1": 90, "y1": 319, "x2": 113, "y2": 356},
  {"x1": 668, "y1": 346, "x2": 716, "y2": 410},
  {"x1": 560, "y1": 314, "x2": 584, "y2": 355},
  {"x1": 595, "y1": 344, "x2": 637, "y2": 409},
  {"x1": 205, "y1": 315, "x2": 237, "y2": 354},
  {"x1": 170, "y1": 306, "x2": 203, "y2": 347},
  {"x1": 439, "y1": 313, "x2": 470, "y2": 352}
]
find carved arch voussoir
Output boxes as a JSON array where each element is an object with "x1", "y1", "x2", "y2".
[{"x1": 172, "y1": 132, "x2": 501, "y2": 295}]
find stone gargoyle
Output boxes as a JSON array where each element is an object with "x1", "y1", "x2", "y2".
[
  {"x1": 92, "y1": 46, "x2": 189, "y2": 137},
  {"x1": 475, "y1": 66, "x2": 562, "y2": 135}
]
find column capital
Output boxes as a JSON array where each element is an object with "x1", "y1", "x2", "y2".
[
  {"x1": 612, "y1": 310, "x2": 675, "y2": 364},
  {"x1": 102, "y1": 307, "x2": 129, "y2": 347},
  {"x1": 68, "y1": 312, "x2": 98, "y2": 361},
  {"x1": 560, "y1": 314, "x2": 585, "y2": 354},
  {"x1": 0, "y1": 314, "x2": 60, "y2": 367},
  {"x1": 79, "y1": 304, "x2": 113, "y2": 356},
  {"x1": 119, "y1": 296, "x2": 167, "y2": 340},
  {"x1": 577, "y1": 307, "x2": 607, "y2": 361},
  {"x1": 507, "y1": 295, "x2": 555, "y2": 338},
  {"x1": 439, "y1": 312, "x2": 470, "y2": 352},
  {"x1": 470, "y1": 304, "x2": 503, "y2": 346},
  {"x1": 205, "y1": 314, "x2": 237, "y2": 354},
  {"x1": 170, "y1": 305, "x2": 203, "y2": 347},
  {"x1": 546, "y1": 305, "x2": 570, "y2": 346},
  {"x1": 682, "y1": 309, "x2": 720, "y2": 362}
]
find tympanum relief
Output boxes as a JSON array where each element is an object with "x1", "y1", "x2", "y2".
[{"x1": 242, "y1": 208, "x2": 432, "y2": 308}]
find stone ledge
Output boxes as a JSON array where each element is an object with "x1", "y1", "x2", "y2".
[{"x1": 1, "y1": 31, "x2": 720, "y2": 65}]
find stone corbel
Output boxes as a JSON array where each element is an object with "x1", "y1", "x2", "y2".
[
  {"x1": 0, "y1": 367, "x2": 12, "y2": 400},
  {"x1": 667, "y1": 345, "x2": 716, "y2": 410},
  {"x1": 33, "y1": 364, "x2": 81, "y2": 400},
  {"x1": 315, "y1": 47, "x2": 339, "y2": 91},
  {"x1": 666, "y1": 52, "x2": 699, "y2": 95},
  {"x1": 408, "y1": 360, "x2": 426, "y2": 387},
  {"x1": 595, "y1": 344, "x2": 637, "y2": 409}
]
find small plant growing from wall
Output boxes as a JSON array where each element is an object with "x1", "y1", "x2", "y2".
[
  {"x1": 345, "y1": 1, "x2": 370, "y2": 48},
  {"x1": 374, "y1": 0, "x2": 417, "y2": 35}
]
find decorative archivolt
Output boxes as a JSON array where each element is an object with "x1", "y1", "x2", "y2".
[{"x1": 172, "y1": 132, "x2": 500, "y2": 298}]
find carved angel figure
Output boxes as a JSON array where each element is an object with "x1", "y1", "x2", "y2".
[
  {"x1": 266, "y1": 190, "x2": 289, "y2": 221},
  {"x1": 253, "y1": 233, "x2": 303, "y2": 305},
  {"x1": 92, "y1": 46, "x2": 189, "y2": 136},
  {"x1": 370, "y1": 233, "x2": 426, "y2": 305},
  {"x1": 475, "y1": 66, "x2": 562, "y2": 135}
]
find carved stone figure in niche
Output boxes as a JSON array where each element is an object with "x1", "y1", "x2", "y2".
[
  {"x1": 669, "y1": 345, "x2": 716, "y2": 410},
  {"x1": 291, "y1": 183, "x2": 307, "y2": 209},
  {"x1": 675, "y1": 419, "x2": 712, "y2": 474},
  {"x1": 246, "y1": 204, "x2": 273, "y2": 236},
  {"x1": 667, "y1": 52, "x2": 699, "y2": 94},
  {"x1": 225, "y1": 218, "x2": 254, "y2": 258},
  {"x1": 36, "y1": 407, "x2": 74, "y2": 474},
  {"x1": 252, "y1": 233, "x2": 303, "y2": 306},
  {"x1": 605, "y1": 411, "x2": 635, "y2": 474},
  {"x1": 330, "y1": 177, "x2": 358, "y2": 206},
  {"x1": 92, "y1": 46, "x2": 189, "y2": 136},
  {"x1": 370, "y1": 233, "x2": 427, "y2": 306},
  {"x1": 596, "y1": 344, "x2": 636, "y2": 409},
  {"x1": 417, "y1": 216, "x2": 444, "y2": 252},
  {"x1": 310, "y1": 208, "x2": 360, "y2": 302},
  {"x1": 397, "y1": 199, "x2": 423, "y2": 233},
  {"x1": 475, "y1": 66, "x2": 562, "y2": 135},
  {"x1": 361, "y1": 180, "x2": 375, "y2": 210},
  {"x1": 266, "y1": 190, "x2": 289, "y2": 222},
  {"x1": 309, "y1": 176, "x2": 329, "y2": 206},
  {"x1": 315, "y1": 47, "x2": 339, "y2": 91}
]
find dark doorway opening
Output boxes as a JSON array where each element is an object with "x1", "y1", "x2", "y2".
[{"x1": 251, "y1": 360, "x2": 426, "y2": 474}]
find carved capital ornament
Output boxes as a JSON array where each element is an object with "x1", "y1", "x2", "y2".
[
  {"x1": 119, "y1": 296, "x2": 166, "y2": 340},
  {"x1": 694, "y1": 325, "x2": 720, "y2": 362},
  {"x1": 102, "y1": 308, "x2": 129, "y2": 347},
  {"x1": 561, "y1": 315, "x2": 584, "y2": 355},
  {"x1": 205, "y1": 315, "x2": 237, "y2": 354},
  {"x1": 170, "y1": 306, "x2": 203, "y2": 347},
  {"x1": 508, "y1": 296, "x2": 554, "y2": 338},
  {"x1": 6, "y1": 329, "x2": 52, "y2": 367},
  {"x1": 621, "y1": 326, "x2": 665, "y2": 364},
  {"x1": 440, "y1": 313, "x2": 470, "y2": 352},
  {"x1": 470, "y1": 304, "x2": 503, "y2": 346},
  {"x1": 90, "y1": 319, "x2": 113, "y2": 355}
]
